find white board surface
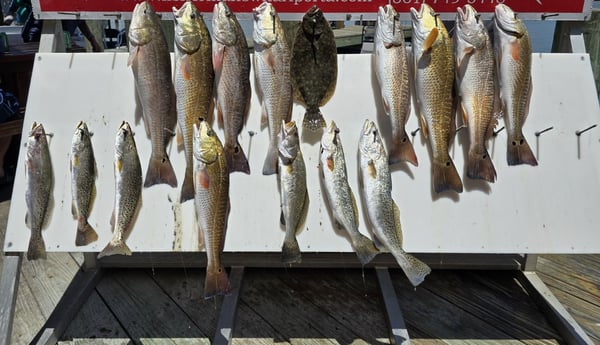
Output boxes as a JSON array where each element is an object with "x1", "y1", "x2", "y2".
[{"x1": 3, "y1": 52, "x2": 600, "y2": 254}]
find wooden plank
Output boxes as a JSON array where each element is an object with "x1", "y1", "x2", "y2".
[
  {"x1": 517, "y1": 271, "x2": 595, "y2": 345},
  {"x1": 96, "y1": 269, "x2": 210, "y2": 344},
  {"x1": 214, "y1": 266, "x2": 244, "y2": 345},
  {"x1": 0, "y1": 254, "x2": 22, "y2": 345},
  {"x1": 538, "y1": 255, "x2": 600, "y2": 287},
  {"x1": 8, "y1": 271, "x2": 46, "y2": 344},
  {"x1": 376, "y1": 267, "x2": 410, "y2": 345}
]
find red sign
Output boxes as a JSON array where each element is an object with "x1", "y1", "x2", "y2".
[{"x1": 35, "y1": 0, "x2": 590, "y2": 19}]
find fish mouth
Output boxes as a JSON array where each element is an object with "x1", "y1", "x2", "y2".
[
  {"x1": 29, "y1": 122, "x2": 44, "y2": 137},
  {"x1": 283, "y1": 121, "x2": 297, "y2": 136},
  {"x1": 253, "y1": 2, "x2": 269, "y2": 19},
  {"x1": 172, "y1": 3, "x2": 186, "y2": 20},
  {"x1": 409, "y1": 7, "x2": 421, "y2": 21},
  {"x1": 307, "y1": 5, "x2": 320, "y2": 17}
]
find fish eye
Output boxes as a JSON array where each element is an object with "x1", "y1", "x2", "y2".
[
  {"x1": 190, "y1": 12, "x2": 196, "y2": 19},
  {"x1": 334, "y1": 128, "x2": 340, "y2": 134},
  {"x1": 475, "y1": 14, "x2": 481, "y2": 22}
]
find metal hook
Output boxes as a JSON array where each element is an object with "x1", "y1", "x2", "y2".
[
  {"x1": 455, "y1": 125, "x2": 466, "y2": 133},
  {"x1": 535, "y1": 126, "x2": 554, "y2": 137},
  {"x1": 576, "y1": 124, "x2": 597, "y2": 136},
  {"x1": 411, "y1": 128, "x2": 420, "y2": 137},
  {"x1": 493, "y1": 126, "x2": 505, "y2": 137}
]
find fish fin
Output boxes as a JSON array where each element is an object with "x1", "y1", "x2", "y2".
[
  {"x1": 180, "y1": 54, "x2": 192, "y2": 81},
  {"x1": 198, "y1": 167, "x2": 210, "y2": 189},
  {"x1": 393, "y1": 250, "x2": 431, "y2": 287},
  {"x1": 326, "y1": 155, "x2": 334, "y2": 171},
  {"x1": 260, "y1": 103, "x2": 268, "y2": 130},
  {"x1": 467, "y1": 149, "x2": 497, "y2": 183},
  {"x1": 196, "y1": 222, "x2": 205, "y2": 250},
  {"x1": 110, "y1": 211, "x2": 115, "y2": 230},
  {"x1": 127, "y1": 46, "x2": 139, "y2": 67},
  {"x1": 298, "y1": 190, "x2": 310, "y2": 232},
  {"x1": 71, "y1": 202, "x2": 77, "y2": 218},
  {"x1": 216, "y1": 103, "x2": 224, "y2": 129},
  {"x1": 176, "y1": 125, "x2": 184, "y2": 152},
  {"x1": 507, "y1": 135, "x2": 537, "y2": 166},
  {"x1": 212, "y1": 45, "x2": 225, "y2": 74},
  {"x1": 423, "y1": 28, "x2": 438, "y2": 52},
  {"x1": 389, "y1": 130, "x2": 418, "y2": 166},
  {"x1": 180, "y1": 166, "x2": 195, "y2": 203},
  {"x1": 350, "y1": 193, "x2": 359, "y2": 228},
  {"x1": 419, "y1": 115, "x2": 429, "y2": 139},
  {"x1": 97, "y1": 239, "x2": 132, "y2": 259},
  {"x1": 392, "y1": 202, "x2": 404, "y2": 243},
  {"x1": 372, "y1": 235, "x2": 386, "y2": 252},
  {"x1": 523, "y1": 76, "x2": 533, "y2": 124},
  {"x1": 432, "y1": 158, "x2": 463, "y2": 193},
  {"x1": 455, "y1": 46, "x2": 474, "y2": 80},
  {"x1": 281, "y1": 237, "x2": 302, "y2": 264},
  {"x1": 262, "y1": 145, "x2": 278, "y2": 176},
  {"x1": 204, "y1": 264, "x2": 231, "y2": 299},
  {"x1": 510, "y1": 41, "x2": 520, "y2": 61},
  {"x1": 382, "y1": 98, "x2": 390, "y2": 115},
  {"x1": 224, "y1": 143, "x2": 250, "y2": 174},
  {"x1": 25, "y1": 213, "x2": 29, "y2": 228},
  {"x1": 27, "y1": 231, "x2": 46, "y2": 260},
  {"x1": 460, "y1": 102, "x2": 469, "y2": 127},
  {"x1": 76, "y1": 219, "x2": 98, "y2": 246},
  {"x1": 144, "y1": 154, "x2": 178, "y2": 188},
  {"x1": 303, "y1": 107, "x2": 326, "y2": 132},
  {"x1": 265, "y1": 49, "x2": 276, "y2": 70},
  {"x1": 280, "y1": 210, "x2": 285, "y2": 226},
  {"x1": 352, "y1": 234, "x2": 379, "y2": 265}
]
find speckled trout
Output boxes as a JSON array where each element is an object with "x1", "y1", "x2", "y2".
[
  {"x1": 494, "y1": 4, "x2": 537, "y2": 166},
  {"x1": 411, "y1": 4, "x2": 463, "y2": 193},
  {"x1": 193, "y1": 118, "x2": 231, "y2": 298},
  {"x1": 358, "y1": 120, "x2": 431, "y2": 286},
  {"x1": 98, "y1": 122, "x2": 142, "y2": 259},
  {"x1": 320, "y1": 121, "x2": 378, "y2": 265},
  {"x1": 25, "y1": 122, "x2": 52, "y2": 260},
  {"x1": 71, "y1": 121, "x2": 98, "y2": 246},
  {"x1": 173, "y1": 1, "x2": 214, "y2": 202}
]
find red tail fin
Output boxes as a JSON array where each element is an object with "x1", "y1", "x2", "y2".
[
  {"x1": 204, "y1": 264, "x2": 231, "y2": 299},
  {"x1": 507, "y1": 135, "x2": 538, "y2": 166},
  {"x1": 432, "y1": 157, "x2": 463, "y2": 193},
  {"x1": 467, "y1": 149, "x2": 497, "y2": 183},
  {"x1": 144, "y1": 154, "x2": 178, "y2": 188},
  {"x1": 389, "y1": 130, "x2": 418, "y2": 166},
  {"x1": 224, "y1": 143, "x2": 250, "y2": 174}
]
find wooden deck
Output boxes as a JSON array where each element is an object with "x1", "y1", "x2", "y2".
[{"x1": 1, "y1": 199, "x2": 599, "y2": 344}]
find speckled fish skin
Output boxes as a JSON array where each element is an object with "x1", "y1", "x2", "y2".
[
  {"x1": 494, "y1": 4, "x2": 537, "y2": 166},
  {"x1": 25, "y1": 122, "x2": 52, "y2": 260},
  {"x1": 253, "y1": 2, "x2": 293, "y2": 175},
  {"x1": 455, "y1": 5, "x2": 497, "y2": 182},
  {"x1": 278, "y1": 121, "x2": 308, "y2": 264},
  {"x1": 212, "y1": 2, "x2": 251, "y2": 174},
  {"x1": 98, "y1": 122, "x2": 142, "y2": 259},
  {"x1": 71, "y1": 121, "x2": 98, "y2": 246},
  {"x1": 193, "y1": 118, "x2": 231, "y2": 298},
  {"x1": 374, "y1": 5, "x2": 417, "y2": 166},
  {"x1": 411, "y1": 4, "x2": 463, "y2": 194},
  {"x1": 358, "y1": 120, "x2": 431, "y2": 286},
  {"x1": 128, "y1": 1, "x2": 178, "y2": 188},
  {"x1": 291, "y1": 5, "x2": 337, "y2": 131},
  {"x1": 320, "y1": 121, "x2": 378, "y2": 265},
  {"x1": 173, "y1": 1, "x2": 214, "y2": 202}
]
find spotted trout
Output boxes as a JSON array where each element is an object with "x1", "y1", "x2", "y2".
[
  {"x1": 212, "y1": 2, "x2": 251, "y2": 174},
  {"x1": 358, "y1": 120, "x2": 431, "y2": 286},
  {"x1": 291, "y1": 6, "x2": 337, "y2": 131},
  {"x1": 320, "y1": 121, "x2": 378, "y2": 265},
  {"x1": 173, "y1": 1, "x2": 214, "y2": 202},
  {"x1": 253, "y1": 2, "x2": 293, "y2": 175},
  {"x1": 278, "y1": 121, "x2": 308, "y2": 264},
  {"x1": 494, "y1": 4, "x2": 537, "y2": 166},
  {"x1": 25, "y1": 122, "x2": 52, "y2": 260},
  {"x1": 193, "y1": 118, "x2": 231, "y2": 298},
  {"x1": 455, "y1": 5, "x2": 497, "y2": 182},
  {"x1": 71, "y1": 121, "x2": 98, "y2": 246},
  {"x1": 411, "y1": 4, "x2": 463, "y2": 193},
  {"x1": 98, "y1": 122, "x2": 142, "y2": 259},
  {"x1": 374, "y1": 5, "x2": 417, "y2": 166},
  {"x1": 128, "y1": 1, "x2": 178, "y2": 188}
]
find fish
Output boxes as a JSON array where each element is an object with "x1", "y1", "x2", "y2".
[
  {"x1": 70, "y1": 121, "x2": 98, "y2": 246},
  {"x1": 253, "y1": 2, "x2": 293, "y2": 175},
  {"x1": 374, "y1": 5, "x2": 417, "y2": 166},
  {"x1": 128, "y1": 1, "x2": 178, "y2": 188},
  {"x1": 173, "y1": 1, "x2": 215, "y2": 202},
  {"x1": 319, "y1": 121, "x2": 378, "y2": 265},
  {"x1": 493, "y1": 4, "x2": 537, "y2": 166},
  {"x1": 193, "y1": 118, "x2": 231, "y2": 298},
  {"x1": 98, "y1": 122, "x2": 142, "y2": 259},
  {"x1": 410, "y1": 4, "x2": 463, "y2": 193},
  {"x1": 278, "y1": 121, "x2": 308, "y2": 264},
  {"x1": 455, "y1": 5, "x2": 498, "y2": 182},
  {"x1": 212, "y1": 2, "x2": 251, "y2": 174},
  {"x1": 358, "y1": 119, "x2": 431, "y2": 286},
  {"x1": 291, "y1": 6, "x2": 337, "y2": 131},
  {"x1": 25, "y1": 122, "x2": 52, "y2": 260}
]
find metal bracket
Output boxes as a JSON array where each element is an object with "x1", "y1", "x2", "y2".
[
  {"x1": 0, "y1": 254, "x2": 22, "y2": 345},
  {"x1": 213, "y1": 266, "x2": 245, "y2": 345},
  {"x1": 376, "y1": 267, "x2": 411, "y2": 345}
]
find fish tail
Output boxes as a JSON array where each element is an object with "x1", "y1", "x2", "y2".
[
  {"x1": 432, "y1": 158, "x2": 463, "y2": 193},
  {"x1": 392, "y1": 250, "x2": 431, "y2": 287},
  {"x1": 224, "y1": 143, "x2": 250, "y2": 174},
  {"x1": 352, "y1": 235, "x2": 379, "y2": 265},
  {"x1": 75, "y1": 219, "x2": 98, "y2": 246},
  {"x1": 144, "y1": 153, "x2": 178, "y2": 188},
  {"x1": 97, "y1": 239, "x2": 132, "y2": 259},
  {"x1": 467, "y1": 148, "x2": 497, "y2": 183},
  {"x1": 302, "y1": 107, "x2": 326, "y2": 132},
  {"x1": 262, "y1": 145, "x2": 278, "y2": 176},
  {"x1": 27, "y1": 231, "x2": 47, "y2": 260},
  {"x1": 180, "y1": 166, "x2": 195, "y2": 203},
  {"x1": 389, "y1": 131, "x2": 418, "y2": 166},
  {"x1": 507, "y1": 134, "x2": 538, "y2": 166},
  {"x1": 281, "y1": 237, "x2": 302, "y2": 264},
  {"x1": 204, "y1": 264, "x2": 231, "y2": 299}
]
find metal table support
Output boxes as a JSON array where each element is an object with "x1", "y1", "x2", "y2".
[
  {"x1": 214, "y1": 266, "x2": 245, "y2": 345},
  {"x1": 376, "y1": 267, "x2": 411, "y2": 345},
  {"x1": 0, "y1": 254, "x2": 22, "y2": 345}
]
